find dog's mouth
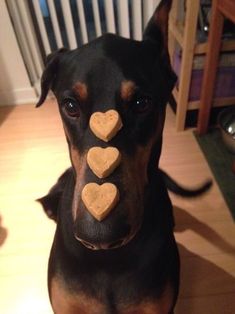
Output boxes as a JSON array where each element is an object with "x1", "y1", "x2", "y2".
[
  {"x1": 72, "y1": 179, "x2": 144, "y2": 251},
  {"x1": 74, "y1": 226, "x2": 140, "y2": 250}
]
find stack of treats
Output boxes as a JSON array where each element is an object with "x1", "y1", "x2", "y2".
[{"x1": 81, "y1": 110, "x2": 123, "y2": 221}]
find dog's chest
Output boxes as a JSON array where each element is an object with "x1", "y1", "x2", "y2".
[{"x1": 50, "y1": 276, "x2": 173, "y2": 314}]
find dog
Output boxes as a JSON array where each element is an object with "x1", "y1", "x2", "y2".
[{"x1": 36, "y1": 1, "x2": 211, "y2": 313}]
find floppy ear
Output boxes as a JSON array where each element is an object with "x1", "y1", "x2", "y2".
[
  {"x1": 36, "y1": 48, "x2": 68, "y2": 107},
  {"x1": 143, "y1": 0, "x2": 172, "y2": 56},
  {"x1": 36, "y1": 168, "x2": 71, "y2": 221},
  {"x1": 144, "y1": 0, "x2": 176, "y2": 100}
]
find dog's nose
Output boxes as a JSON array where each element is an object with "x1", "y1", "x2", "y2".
[{"x1": 76, "y1": 237, "x2": 126, "y2": 250}]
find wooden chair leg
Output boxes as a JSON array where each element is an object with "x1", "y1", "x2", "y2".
[
  {"x1": 175, "y1": 0, "x2": 200, "y2": 131},
  {"x1": 197, "y1": 0, "x2": 224, "y2": 134}
]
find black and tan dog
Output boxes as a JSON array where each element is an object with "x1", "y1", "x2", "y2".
[{"x1": 36, "y1": 1, "x2": 211, "y2": 313}]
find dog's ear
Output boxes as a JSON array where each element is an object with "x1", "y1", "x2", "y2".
[
  {"x1": 36, "y1": 168, "x2": 71, "y2": 222},
  {"x1": 143, "y1": 0, "x2": 172, "y2": 56},
  {"x1": 37, "y1": 193, "x2": 59, "y2": 222},
  {"x1": 143, "y1": 0, "x2": 176, "y2": 101},
  {"x1": 36, "y1": 48, "x2": 68, "y2": 107}
]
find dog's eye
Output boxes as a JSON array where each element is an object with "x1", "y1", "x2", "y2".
[
  {"x1": 133, "y1": 96, "x2": 152, "y2": 113},
  {"x1": 63, "y1": 99, "x2": 80, "y2": 117}
]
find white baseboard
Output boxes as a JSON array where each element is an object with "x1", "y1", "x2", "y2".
[{"x1": 0, "y1": 87, "x2": 37, "y2": 106}]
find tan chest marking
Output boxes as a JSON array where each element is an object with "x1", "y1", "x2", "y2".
[
  {"x1": 119, "y1": 301, "x2": 170, "y2": 314},
  {"x1": 50, "y1": 277, "x2": 106, "y2": 314},
  {"x1": 51, "y1": 277, "x2": 174, "y2": 314},
  {"x1": 119, "y1": 283, "x2": 174, "y2": 314}
]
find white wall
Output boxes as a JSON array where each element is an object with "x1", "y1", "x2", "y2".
[
  {"x1": 0, "y1": 0, "x2": 161, "y2": 106},
  {"x1": 0, "y1": 1, "x2": 37, "y2": 105}
]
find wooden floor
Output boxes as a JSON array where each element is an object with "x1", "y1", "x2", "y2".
[{"x1": 0, "y1": 101, "x2": 234, "y2": 314}]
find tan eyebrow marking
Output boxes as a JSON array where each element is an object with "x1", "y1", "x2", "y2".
[
  {"x1": 72, "y1": 82, "x2": 88, "y2": 101},
  {"x1": 120, "y1": 80, "x2": 136, "y2": 101}
]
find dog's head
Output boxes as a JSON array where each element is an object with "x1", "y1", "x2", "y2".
[{"x1": 37, "y1": 0, "x2": 176, "y2": 250}]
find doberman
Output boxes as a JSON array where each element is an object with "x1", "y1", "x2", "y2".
[{"x1": 36, "y1": 1, "x2": 211, "y2": 313}]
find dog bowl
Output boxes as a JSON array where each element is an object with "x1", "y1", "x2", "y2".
[{"x1": 218, "y1": 106, "x2": 235, "y2": 154}]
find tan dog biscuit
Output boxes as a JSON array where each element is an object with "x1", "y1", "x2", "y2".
[
  {"x1": 82, "y1": 183, "x2": 119, "y2": 221},
  {"x1": 89, "y1": 110, "x2": 123, "y2": 142},
  {"x1": 87, "y1": 147, "x2": 121, "y2": 178}
]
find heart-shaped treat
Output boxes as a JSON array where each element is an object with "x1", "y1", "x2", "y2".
[
  {"x1": 82, "y1": 183, "x2": 119, "y2": 221},
  {"x1": 89, "y1": 110, "x2": 123, "y2": 142},
  {"x1": 87, "y1": 147, "x2": 121, "y2": 179}
]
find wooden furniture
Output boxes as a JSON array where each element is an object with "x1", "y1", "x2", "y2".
[
  {"x1": 169, "y1": 0, "x2": 235, "y2": 131},
  {"x1": 197, "y1": 0, "x2": 235, "y2": 134}
]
